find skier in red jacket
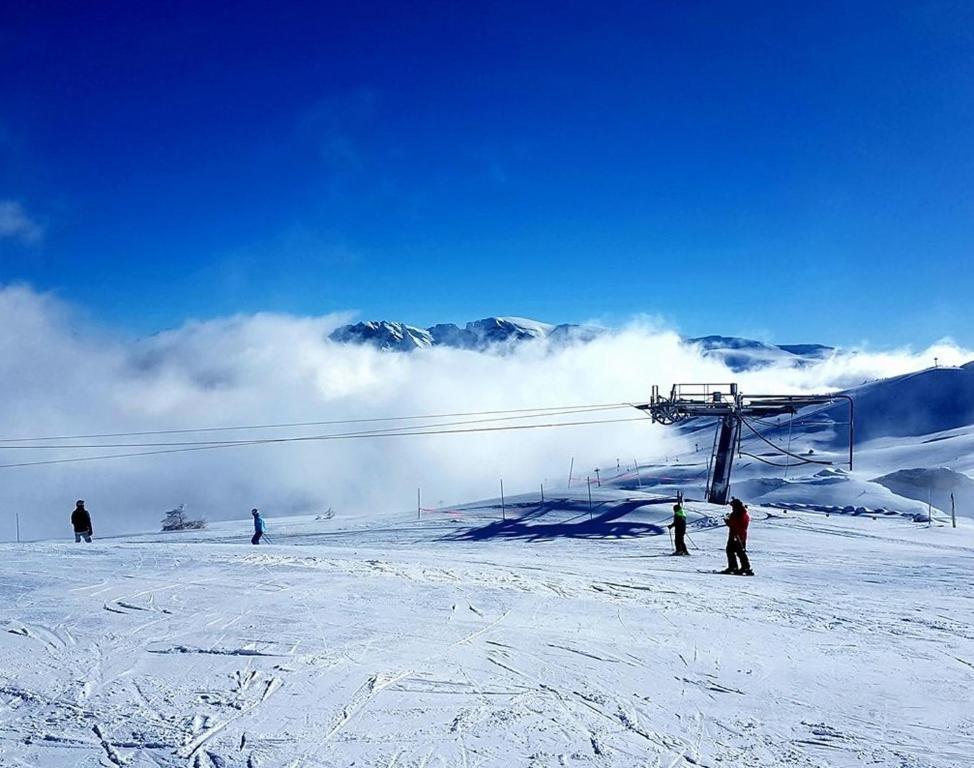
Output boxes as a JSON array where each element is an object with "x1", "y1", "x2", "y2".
[{"x1": 722, "y1": 498, "x2": 753, "y2": 575}]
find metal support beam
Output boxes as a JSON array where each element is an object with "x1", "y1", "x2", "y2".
[
  {"x1": 637, "y1": 383, "x2": 856, "y2": 506},
  {"x1": 708, "y1": 414, "x2": 741, "y2": 504}
]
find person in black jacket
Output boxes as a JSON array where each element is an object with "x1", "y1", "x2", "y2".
[{"x1": 71, "y1": 500, "x2": 93, "y2": 543}]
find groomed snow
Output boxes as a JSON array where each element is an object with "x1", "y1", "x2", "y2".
[{"x1": 2, "y1": 499, "x2": 972, "y2": 767}]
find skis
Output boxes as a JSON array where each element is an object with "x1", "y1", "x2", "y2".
[{"x1": 697, "y1": 569, "x2": 755, "y2": 576}]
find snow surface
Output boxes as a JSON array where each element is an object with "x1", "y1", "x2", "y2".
[{"x1": 2, "y1": 495, "x2": 973, "y2": 767}]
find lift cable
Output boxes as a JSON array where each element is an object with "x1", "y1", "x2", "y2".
[
  {"x1": 739, "y1": 452, "x2": 816, "y2": 469},
  {"x1": 738, "y1": 414, "x2": 833, "y2": 466},
  {"x1": 0, "y1": 405, "x2": 634, "y2": 450},
  {"x1": 0, "y1": 402, "x2": 633, "y2": 444},
  {"x1": 0, "y1": 414, "x2": 651, "y2": 470}
]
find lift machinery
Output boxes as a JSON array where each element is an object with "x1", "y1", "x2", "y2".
[{"x1": 637, "y1": 384, "x2": 854, "y2": 505}]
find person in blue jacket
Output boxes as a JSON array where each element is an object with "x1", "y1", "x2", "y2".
[{"x1": 251, "y1": 508, "x2": 266, "y2": 544}]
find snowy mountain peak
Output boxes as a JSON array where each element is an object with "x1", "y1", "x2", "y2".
[
  {"x1": 331, "y1": 316, "x2": 601, "y2": 352},
  {"x1": 329, "y1": 317, "x2": 833, "y2": 368},
  {"x1": 329, "y1": 320, "x2": 433, "y2": 351}
]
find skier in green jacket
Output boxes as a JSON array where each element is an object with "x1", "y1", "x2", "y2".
[{"x1": 668, "y1": 502, "x2": 690, "y2": 555}]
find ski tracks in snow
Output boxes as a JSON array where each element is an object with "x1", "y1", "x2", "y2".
[{"x1": 1, "y1": 512, "x2": 973, "y2": 766}]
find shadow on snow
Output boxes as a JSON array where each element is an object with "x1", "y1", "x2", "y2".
[{"x1": 438, "y1": 497, "x2": 677, "y2": 543}]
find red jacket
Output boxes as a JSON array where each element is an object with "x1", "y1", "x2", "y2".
[{"x1": 727, "y1": 508, "x2": 749, "y2": 545}]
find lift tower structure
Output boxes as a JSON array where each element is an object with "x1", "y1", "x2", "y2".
[{"x1": 637, "y1": 384, "x2": 854, "y2": 505}]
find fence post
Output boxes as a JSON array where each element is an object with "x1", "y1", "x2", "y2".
[
  {"x1": 568, "y1": 457, "x2": 574, "y2": 488},
  {"x1": 500, "y1": 479, "x2": 506, "y2": 521},
  {"x1": 587, "y1": 477, "x2": 593, "y2": 520},
  {"x1": 15, "y1": 512, "x2": 20, "y2": 544},
  {"x1": 951, "y1": 492, "x2": 957, "y2": 529},
  {"x1": 540, "y1": 483, "x2": 544, "y2": 504},
  {"x1": 417, "y1": 488, "x2": 421, "y2": 521},
  {"x1": 634, "y1": 459, "x2": 642, "y2": 488}
]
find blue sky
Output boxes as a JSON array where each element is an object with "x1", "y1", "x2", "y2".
[{"x1": 1, "y1": 1, "x2": 972, "y2": 345}]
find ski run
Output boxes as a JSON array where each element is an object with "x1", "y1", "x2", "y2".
[{"x1": 2, "y1": 496, "x2": 973, "y2": 767}]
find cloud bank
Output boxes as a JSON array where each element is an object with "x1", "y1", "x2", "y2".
[{"x1": 0, "y1": 284, "x2": 970, "y2": 540}]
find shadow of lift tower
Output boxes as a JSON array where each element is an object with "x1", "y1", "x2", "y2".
[{"x1": 636, "y1": 383, "x2": 855, "y2": 505}]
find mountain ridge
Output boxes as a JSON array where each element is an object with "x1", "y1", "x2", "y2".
[{"x1": 329, "y1": 316, "x2": 835, "y2": 369}]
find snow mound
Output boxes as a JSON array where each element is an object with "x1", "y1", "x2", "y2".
[
  {"x1": 873, "y1": 467, "x2": 974, "y2": 519},
  {"x1": 725, "y1": 470, "x2": 933, "y2": 519}
]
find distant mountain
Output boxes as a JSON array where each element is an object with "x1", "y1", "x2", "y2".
[
  {"x1": 329, "y1": 321, "x2": 433, "y2": 351},
  {"x1": 429, "y1": 317, "x2": 554, "y2": 350},
  {"x1": 329, "y1": 317, "x2": 829, "y2": 366},
  {"x1": 330, "y1": 316, "x2": 604, "y2": 352},
  {"x1": 686, "y1": 335, "x2": 835, "y2": 372}
]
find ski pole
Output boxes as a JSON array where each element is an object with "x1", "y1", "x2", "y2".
[{"x1": 686, "y1": 533, "x2": 699, "y2": 550}]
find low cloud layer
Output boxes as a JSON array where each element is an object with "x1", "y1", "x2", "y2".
[{"x1": 0, "y1": 284, "x2": 970, "y2": 540}]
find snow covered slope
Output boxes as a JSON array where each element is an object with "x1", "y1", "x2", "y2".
[
  {"x1": 873, "y1": 466, "x2": 974, "y2": 519},
  {"x1": 727, "y1": 363, "x2": 974, "y2": 450},
  {"x1": 849, "y1": 363, "x2": 974, "y2": 440},
  {"x1": 2, "y1": 503, "x2": 972, "y2": 767}
]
